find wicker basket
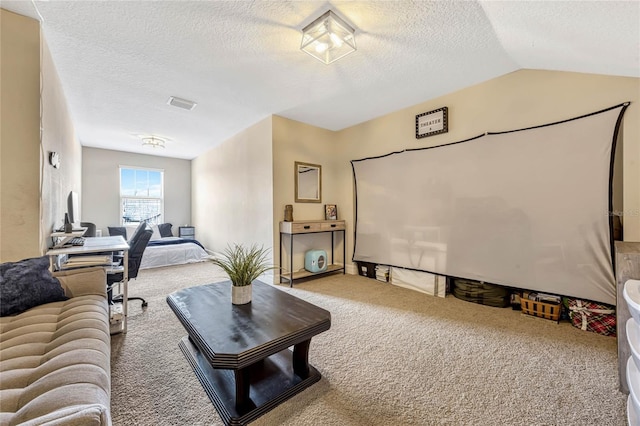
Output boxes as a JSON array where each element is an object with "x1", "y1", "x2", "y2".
[{"x1": 520, "y1": 298, "x2": 561, "y2": 322}]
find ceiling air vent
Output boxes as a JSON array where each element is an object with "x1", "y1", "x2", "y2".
[{"x1": 167, "y1": 96, "x2": 197, "y2": 111}]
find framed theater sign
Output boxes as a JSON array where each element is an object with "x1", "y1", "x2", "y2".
[{"x1": 416, "y1": 107, "x2": 448, "y2": 139}]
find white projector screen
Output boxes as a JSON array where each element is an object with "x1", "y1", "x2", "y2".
[{"x1": 352, "y1": 104, "x2": 628, "y2": 305}]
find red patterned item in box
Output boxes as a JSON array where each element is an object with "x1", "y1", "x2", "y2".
[{"x1": 566, "y1": 298, "x2": 616, "y2": 337}]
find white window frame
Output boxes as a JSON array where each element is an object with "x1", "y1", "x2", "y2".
[{"x1": 119, "y1": 166, "x2": 165, "y2": 225}]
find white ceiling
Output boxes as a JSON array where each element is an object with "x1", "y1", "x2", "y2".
[{"x1": 3, "y1": 1, "x2": 639, "y2": 160}]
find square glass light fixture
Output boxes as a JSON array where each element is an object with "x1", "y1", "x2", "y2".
[{"x1": 301, "y1": 10, "x2": 356, "y2": 64}]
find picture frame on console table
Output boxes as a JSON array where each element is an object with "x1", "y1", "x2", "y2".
[{"x1": 325, "y1": 204, "x2": 337, "y2": 220}]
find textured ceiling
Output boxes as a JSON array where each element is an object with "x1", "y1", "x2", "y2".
[{"x1": 3, "y1": 1, "x2": 639, "y2": 159}]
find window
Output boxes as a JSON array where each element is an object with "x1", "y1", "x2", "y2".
[{"x1": 120, "y1": 167, "x2": 164, "y2": 225}]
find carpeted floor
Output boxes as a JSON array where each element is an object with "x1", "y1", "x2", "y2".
[{"x1": 111, "y1": 262, "x2": 626, "y2": 425}]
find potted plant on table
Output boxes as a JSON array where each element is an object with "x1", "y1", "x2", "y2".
[{"x1": 209, "y1": 243, "x2": 275, "y2": 305}]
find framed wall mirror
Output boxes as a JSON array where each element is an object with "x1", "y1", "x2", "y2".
[{"x1": 295, "y1": 161, "x2": 321, "y2": 203}]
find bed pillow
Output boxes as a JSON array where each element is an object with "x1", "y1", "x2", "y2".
[
  {"x1": 158, "y1": 223, "x2": 173, "y2": 238},
  {"x1": 126, "y1": 222, "x2": 148, "y2": 243},
  {"x1": 148, "y1": 224, "x2": 162, "y2": 241},
  {"x1": 125, "y1": 224, "x2": 141, "y2": 240},
  {"x1": 108, "y1": 226, "x2": 126, "y2": 238},
  {"x1": 0, "y1": 256, "x2": 68, "y2": 316}
]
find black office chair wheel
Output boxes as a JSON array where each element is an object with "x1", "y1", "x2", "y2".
[
  {"x1": 126, "y1": 296, "x2": 147, "y2": 309},
  {"x1": 112, "y1": 296, "x2": 148, "y2": 309}
]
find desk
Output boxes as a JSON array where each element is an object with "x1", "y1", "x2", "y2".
[
  {"x1": 50, "y1": 228, "x2": 88, "y2": 248},
  {"x1": 47, "y1": 236, "x2": 130, "y2": 333},
  {"x1": 167, "y1": 281, "x2": 331, "y2": 426}
]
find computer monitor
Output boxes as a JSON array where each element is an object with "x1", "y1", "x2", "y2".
[{"x1": 67, "y1": 191, "x2": 79, "y2": 224}]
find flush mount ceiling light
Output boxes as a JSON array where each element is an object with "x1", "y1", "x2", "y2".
[
  {"x1": 301, "y1": 10, "x2": 356, "y2": 64},
  {"x1": 141, "y1": 136, "x2": 166, "y2": 148}
]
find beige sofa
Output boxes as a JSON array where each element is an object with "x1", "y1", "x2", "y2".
[{"x1": 0, "y1": 267, "x2": 111, "y2": 425}]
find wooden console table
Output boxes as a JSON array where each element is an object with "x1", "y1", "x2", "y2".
[{"x1": 279, "y1": 220, "x2": 346, "y2": 286}]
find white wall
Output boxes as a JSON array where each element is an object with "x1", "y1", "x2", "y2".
[
  {"x1": 82, "y1": 147, "x2": 191, "y2": 236},
  {"x1": 192, "y1": 117, "x2": 273, "y2": 260}
]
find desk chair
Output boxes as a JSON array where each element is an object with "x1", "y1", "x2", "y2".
[{"x1": 108, "y1": 222, "x2": 153, "y2": 308}]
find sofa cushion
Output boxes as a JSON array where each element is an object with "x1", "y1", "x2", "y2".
[
  {"x1": 0, "y1": 257, "x2": 68, "y2": 317},
  {"x1": 0, "y1": 295, "x2": 111, "y2": 425}
]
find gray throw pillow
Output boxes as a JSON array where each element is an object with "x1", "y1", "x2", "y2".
[
  {"x1": 158, "y1": 223, "x2": 173, "y2": 238},
  {"x1": 0, "y1": 256, "x2": 68, "y2": 316},
  {"x1": 108, "y1": 226, "x2": 126, "y2": 238}
]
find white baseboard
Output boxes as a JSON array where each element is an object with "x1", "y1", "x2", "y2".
[{"x1": 345, "y1": 263, "x2": 357, "y2": 275}]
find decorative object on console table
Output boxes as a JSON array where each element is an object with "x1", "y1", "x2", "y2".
[
  {"x1": 325, "y1": 204, "x2": 337, "y2": 220},
  {"x1": 415, "y1": 106, "x2": 448, "y2": 139},
  {"x1": 208, "y1": 243, "x2": 276, "y2": 305},
  {"x1": 305, "y1": 250, "x2": 327, "y2": 273},
  {"x1": 284, "y1": 204, "x2": 293, "y2": 222},
  {"x1": 178, "y1": 225, "x2": 195, "y2": 239}
]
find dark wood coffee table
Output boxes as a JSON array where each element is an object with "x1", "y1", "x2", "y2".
[{"x1": 166, "y1": 281, "x2": 331, "y2": 426}]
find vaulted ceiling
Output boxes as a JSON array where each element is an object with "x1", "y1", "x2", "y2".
[{"x1": 3, "y1": 1, "x2": 638, "y2": 159}]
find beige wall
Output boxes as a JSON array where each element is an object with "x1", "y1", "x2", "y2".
[
  {"x1": 1, "y1": 10, "x2": 41, "y2": 261},
  {"x1": 0, "y1": 10, "x2": 82, "y2": 261},
  {"x1": 336, "y1": 69, "x2": 640, "y2": 267},
  {"x1": 272, "y1": 116, "x2": 343, "y2": 272},
  {"x1": 82, "y1": 147, "x2": 191, "y2": 236},
  {"x1": 40, "y1": 38, "x2": 83, "y2": 252},
  {"x1": 1, "y1": 10, "x2": 82, "y2": 260},
  {"x1": 192, "y1": 117, "x2": 273, "y2": 260}
]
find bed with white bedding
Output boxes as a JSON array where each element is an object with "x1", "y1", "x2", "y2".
[
  {"x1": 140, "y1": 237, "x2": 210, "y2": 269},
  {"x1": 107, "y1": 223, "x2": 210, "y2": 269}
]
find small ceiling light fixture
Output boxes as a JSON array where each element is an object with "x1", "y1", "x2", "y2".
[
  {"x1": 141, "y1": 136, "x2": 166, "y2": 148},
  {"x1": 301, "y1": 10, "x2": 356, "y2": 64}
]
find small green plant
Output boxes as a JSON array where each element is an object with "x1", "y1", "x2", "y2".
[{"x1": 210, "y1": 243, "x2": 275, "y2": 287}]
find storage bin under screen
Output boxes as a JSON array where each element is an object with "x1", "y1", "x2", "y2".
[
  {"x1": 520, "y1": 298, "x2": 561, "y2": 322},
  {"x1": 390, "y1": 268, "x2": 445, "y2": 298},
  {"x1": 565, "y1": 297, "x2": 616, "y2": 336},
  {"x1": 356, "y1": 261, "x2": 376, "y2": 278}
]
